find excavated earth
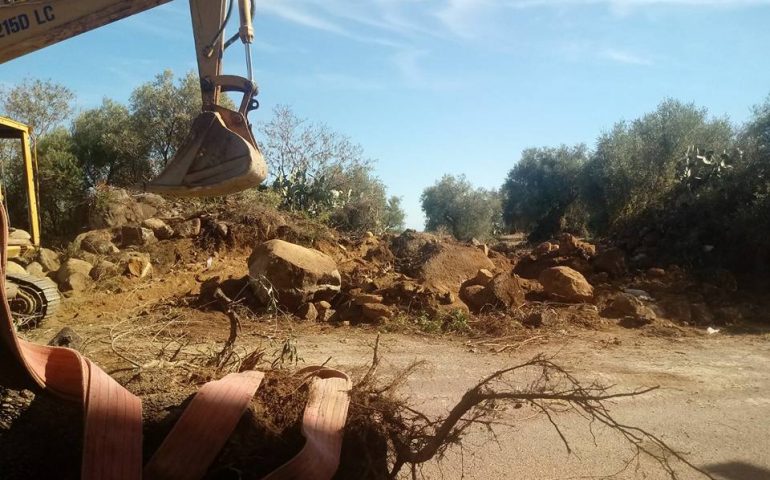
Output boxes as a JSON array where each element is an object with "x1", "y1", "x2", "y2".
[{"x1": 1, "y1": 189, "x2": 770, "y2": 479}]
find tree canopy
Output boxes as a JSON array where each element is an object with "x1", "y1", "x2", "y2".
[{"x1": 421, "y1": 174, "x2": 501, "y2": 241}]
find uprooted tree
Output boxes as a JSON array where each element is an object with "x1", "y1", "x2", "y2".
[{"x1": 332, "y1": 337, "x2": 714, "y2": 479}]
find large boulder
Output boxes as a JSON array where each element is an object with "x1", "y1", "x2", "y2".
[
  {"x1": 361, "y1": 303, "x2": 393, "y2": 323},
  {"x1": 88, "y1": 187, "x2": 170, "y2": 230},
  {"x1": 460, "y1": 272, "x2": 525, "y2": 313},
  {"x1": 37, "y1": 248, "x2": 61, "y2": 272},
  {"x1": 56, "y1": 258, "x2": 94, "y2": 292},
  {"x1": 483, "y1": 273, "x2": 525, "y2": 310},
  {"x1": 25, "y1": 261, "x2": 44, "y2": 277},
  {"x1": 248, "y1": 239, "x2": 342, "y2": 312},
  {"x1": 411, "y1": 243, "x2": 495, "y2": 292},
  {"x1": 513, "y1": 255, "x2": 561, "y2": 280},
  {"x1": 539, "y1": 266, "x2": 594, "y2": 303},
  {"x1": 78, "y1": 230, "x2": 119, "y2": 255},
  {"x1": 6, "y1": 261, "x2": 27, "y2": 275}
]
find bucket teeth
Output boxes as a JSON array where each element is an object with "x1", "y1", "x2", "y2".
[{"x1": 146, "y1": 111, "x2": 267, "y2": 197}]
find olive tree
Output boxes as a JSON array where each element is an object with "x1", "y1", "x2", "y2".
[
  {"x1": 0, "y1": 78, "x2": 74, "y2": 143},
  {"x1": 129, "y1": 70, "x2": 203, "y2": 172},
  {"x1": 421, "y1": 174, "x2": 501, "y2": 241},
  {"x1": 501, "y1": 144, "x2": 588, "y2": 241},
  {"x1": 582, "y1": 99, "x2": 733, "y2": 231}
]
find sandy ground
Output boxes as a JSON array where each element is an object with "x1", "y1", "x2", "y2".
[{"x1": 289, "y1": 329, "x2": 770, "y2": 480}]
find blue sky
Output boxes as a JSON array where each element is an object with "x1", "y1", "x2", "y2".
[{"x1": 3, "y1": 0, "x2": 770, "y2": 228}]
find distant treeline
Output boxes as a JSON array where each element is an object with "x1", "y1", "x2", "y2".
[{"x1": 420, "y1": 96, "x2": 770, "y2": 273}]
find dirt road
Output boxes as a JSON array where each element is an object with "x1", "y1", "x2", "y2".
[{"x1": 291, "y1": 329, "x2": 770, "y2": 480}]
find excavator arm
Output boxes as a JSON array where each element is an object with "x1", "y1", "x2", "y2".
[{"x1": 0, "y1": 0, "x2": 267, "y2": 197}]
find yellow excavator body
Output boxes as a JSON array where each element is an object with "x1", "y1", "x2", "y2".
[
  {"x1": 0, "y1": 116, "x2": 41, "y2": 257},
  {"x1": 0, "y1": 116, "x2": 60, "y2": 327}
]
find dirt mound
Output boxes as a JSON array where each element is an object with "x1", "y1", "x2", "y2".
[{"x1": 46, "y1": 188, "x2": 762, "y2": 336}]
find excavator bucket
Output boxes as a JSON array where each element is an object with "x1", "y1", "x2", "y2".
[{"x1": 146, "y1": 109, "x2": 267, "y2": 197}]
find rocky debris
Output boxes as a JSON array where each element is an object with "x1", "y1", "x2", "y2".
[
  {"x1": 315, "y1": 301, "x2": 335, "y2": 322},
  {"x1": 214, "y1": 221, "x2": 229, "y2": 238},
  {"x1": 353, "y1": 293, "x2": 384, "y2": 305},
  {"x1": 248, "y1": 239, "x2": 342, "y2": 312},
  {"x1": 89, "y1": 187, "x2": 168, "y2": 229},
  {"x1": 592, "y1": 248, "x2": 627, "y2": 278},
  {"x1": 539, "y1": 266, "x2": 594, "y2": 303},
  {"x1": 25, "y1": 261, "x2": 44, "y2": 277},
  {"x1": 78, "y1": 230, "x2": 119, "y2": 255},
  {"x1": 601, "y1": 293, "x2": 656, "y2": 327},
  {"x1": 123, "y1": 253, "x2": 153, "y2": 278},
  {"x1": 121, "y1": 226, "x2": 157, "y2": 247},
  {"x1": 558, "y1": 233, "x2": 596, "y2": 258},
  {"x1": 142, "y1": 218, "x2": 174, "y2": 240},
  {"x1": 90, "y1": 260, "x2": 120, "y2": 280},
  {"x1": 56, "y1": 258, "x2": 94, "y2": 292},
  {"x1": 658, "y1": 295, "x2": 692, "y2": 323},
  {"x1": 513, "y1": 255, "x2": 561, "y2": 279},
  {"x1": 171, "y1": 218, "x2": 202, "y2": 238},
  {"x1": 390, "y1": 230, "x2": 438, "y2": 261},
  {"x1": 713, "y1": 306, "x2": 742, "y2": 325},
  {"x1": 37, "y1": 248, "x2": 61, "y2": 272},
  {"x1": 534, "y1": 241, "x2": 559, "y2": 256},
  {"x1": 6, "y1": 261, "x2": 27, "y2": 276},
  {"x1": 361, "y1": 303, "x2": 393, "y2": 323},
  {"x1": 297, "y1": 302, "x2": 318, "y2": 322},
  {"x1": 47, "y1": 327, "x2": 82, "y2": 350},
  {"x1": 522, "y1": 310, "x2": 555, "y2": 328},
  {"x1": 380, "y1": 279, "x2": 469, "y2": 317},
  {"x1": 470, "y1": 238, "x2": 489, "y2": 256},
  {"x1": 517, "y1": 234, "x2": 600, "y2": 280}
]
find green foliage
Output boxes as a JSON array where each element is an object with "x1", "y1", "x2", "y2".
[
  {"x1": 0, "y1": 78, "x2": 74, "y2": 141},
  {"x1": 501, "y1": 144, "x2": 588, "y2": 241},
  {"x1": 503, "y1": 96, "x2": 770, "y2": 274},
  {"x1": 129, "y1": 70, "x2": 202, "y2": 171},
  {"x1": 71, "y1": 99, "x2": 151, "y2": 187},
  {"x1": 421, "y1": 174, "x2": 501, "y2": 241},
  {"x1": 582, "y1": 99, "x2": 733, "y2": 231},
  {"x1": 382, "y1": 309, "x2": 471, "y2": 334},
  {"x1": 36, "y1": 129, "x2": 88, "y2": 241},
  {"x1": 441, "y1": 309, "x2": 471, "y2": 333},
  {"x1": 383, "y1": 196, "x2": 406, "y2": 233},
  {"x1": 259, "y1": 105, "x2": 405, "y2": 234}
]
